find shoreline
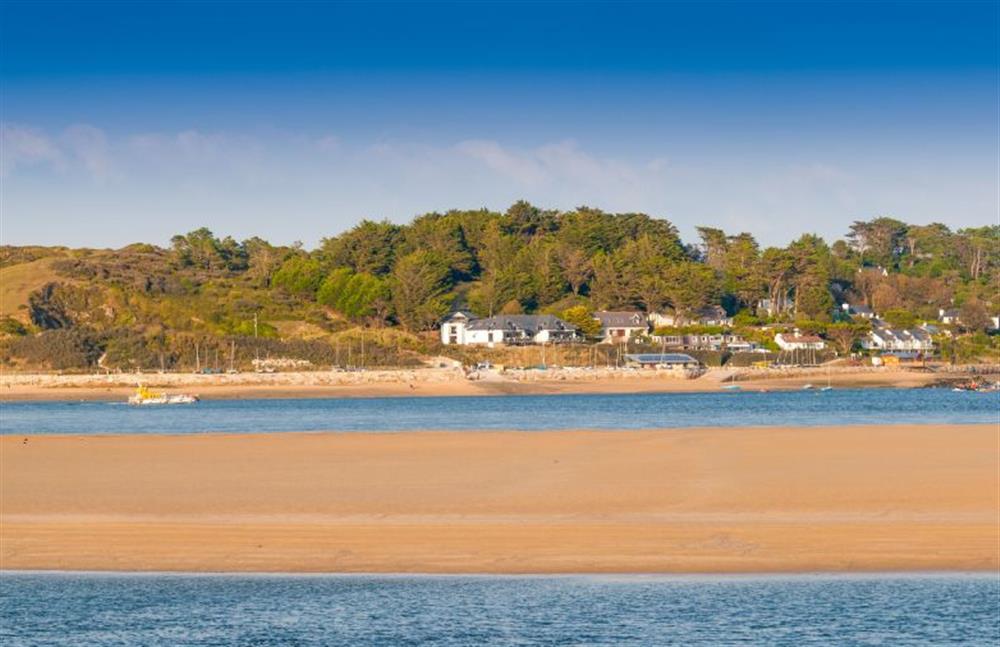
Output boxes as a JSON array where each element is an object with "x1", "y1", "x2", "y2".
[
  {"x1": 4, "y1": 569, "x2": 995, "y2": 579},
  {"x1": 3, "y1": 425, "x2": 996, "y2": 574},
  {"x1": 0, "y1": 366, "x2": 973, "y2": 402}
]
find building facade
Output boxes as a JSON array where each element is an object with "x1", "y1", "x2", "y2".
[
  {"x1": 861, "y1": 326, "x2": 935, "y2": 353},
  {"x1": 593, "y1": 311, "x2": 649, "y2": 344},
  {"x1": 774, "y1": 333, "x2": 826, "y2": 351},
  {"x1": 440, "y1": 313, "x2": 579, "y2": 346}
]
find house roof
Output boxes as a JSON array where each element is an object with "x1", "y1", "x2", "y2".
[
  {"x1": 696, "y1": 305, "x2": 728, "y2": 319},
  {"x1": 870, "y1": 326, "x2": 934, "y2": 343},
  {"x1": 465, "y1": 314, "x2": 577, "y2": 333},
  {"x1": 626, "y1": 353, "x2": 699, "y2": 365},
  {"x1": 594, "y1": 311, "x2": 647, "y2": 328},
  {"x1": 441, "y1": 310, "x2": 475, "y2": 323}
]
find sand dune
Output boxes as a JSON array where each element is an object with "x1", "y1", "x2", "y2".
[{"x1": 1, "y1": 425, "x2": 996, "y2": 573}]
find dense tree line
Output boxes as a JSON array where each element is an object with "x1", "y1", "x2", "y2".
[
  {"x1": 265, "y1": 206, "x2": 999, "y2": 329},
  {"x1": 1, "y1": 204, "x2": 997, "y2": 370}
]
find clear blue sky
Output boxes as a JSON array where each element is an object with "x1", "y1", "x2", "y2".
[{"x1": 2, "y1": 0, "x2": 997, "y2": 248}]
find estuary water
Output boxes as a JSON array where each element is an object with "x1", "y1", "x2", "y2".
[
  {"x1": 1, "y1": 573, "x2": 996, "y2": 646},
  {"x1": 1, "y1": 388, "x2": 996, "y2": 435}
]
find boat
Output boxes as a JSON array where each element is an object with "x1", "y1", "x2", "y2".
[
  {"x1": 819, "y1": 386, "x2": 833, "y2": 392},
  {"x1": 951, "y1": 379, "x2": 1000, "y2": 393},
  {"x1": 128, "y1": 385, "x2": 199, "y2": 405},
  {"x1": 721, "y1": 384, "x2": 742, "y2": 391},
  {"x1": 801, "y1": 384, "x2": 814, "y2": 390}
]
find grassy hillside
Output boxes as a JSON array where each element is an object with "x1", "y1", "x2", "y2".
[{"x1": 0, "y1": 256, "x2": 67, "y2": 322}]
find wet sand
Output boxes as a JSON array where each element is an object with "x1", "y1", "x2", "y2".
[{"x1": 2, "y1": 424, "x2": 996, "y2": 573}]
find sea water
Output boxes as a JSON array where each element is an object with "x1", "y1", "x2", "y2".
[
  {"x1": 1, "y1": 573, "x2": 996, "y2": 646},
  {"x1": 1, "y1": 388, "x2": 997, "y2": 435}
]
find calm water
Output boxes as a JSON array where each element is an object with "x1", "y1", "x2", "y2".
[
  {"x1": 0, "y1": 573, "x2": 996, "y2": 646},
  {"x1": 1, "y1": 388, "x2": 996, "y2": 435}
]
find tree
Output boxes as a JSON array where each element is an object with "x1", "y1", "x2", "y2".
[
  {"x1": 400, "y1": 212, "x2": 475, "y2": 280},
  {"x1": 500, "y1": 299, "x2": 524, "y2": 314},
  {"x1": 560, "y1": 305, "x2": 603, "y2": 338},
  {"x1": 556, "y1": 245, "x2": 591, "y2": 296},
  {"x1": 525, "y1": 239, "x2": 565, "y2": 307},
  {"x1": 760, "y1": 248, "x2": 795, "y2": 317},
  {"x1": 846, "y1": 217, "x2": 908, "y2": 268},
  {"x1": 881, "y1": 309, "x2": 917, "y2": 329},
  {"x1": 666, "y1": 263, "x2": 718, "y2": 320},
  {"x1": 955, "y1": 226, "x2": 1000, "y2": 281},
  {"x1": 722, "y1": 233, "x2": 763, "y2": 310},
  {"x1": 696, "y1": 227, "x2": 728, "y2": 269},
  {"x1": 272, "y1": 256, "x2": 324, "y2": 295},
  {"x1": 470, "y1": 220, "x2": 526, "y2": 316},
  {"x1": 588, "y1": 251, "x2": 623, "y2": 310},
  {"x1": 319, "y1": 220, "x2": 402, "y2": 276},
  {"x1": 959, "y1": 299, "x2": 990, "y2": 332},
  {"x1": 391, "y1": 251, "x2": 452, "y2": 330},
  {"x1": 503, "y1": 200, "x2": 557, "y2": 239},
  {"x1": 788, "y1": 234, "x2": 834, "y2": 320},
  {"x1": 618, "y1": 235, "x2": 670, "y2": 312},
  {"x1": 317, "y1": 269, "x2": 390, "y2": 323},
  {"x1": 169, "y1": 228, "x2": 246, "y2": 271},
  {"x1": 871, "y1": 282, "x2": 901, "y2": 313},
  {"x1": 242, "y1": 237, "x2": 285, "y2": 287}
]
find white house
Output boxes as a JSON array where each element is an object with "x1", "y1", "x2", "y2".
[
  {"x1": 440, "y1": 313, "x2": 578, "y2": 347},
  {"x1": 774, "y1": 332, "x2": 826, "y2": 351},
  {"x1": 841, "y1": 303, "x2": 876, "y2": 319},
  {"x1": 861, "y1": 326, "x2": 935, "y2": 353},
  {"x1": 440, "y1": 311, "x2": 476, "y2": 345},
  {"x1": 593, "y1": 311, "x2": 648, "y2": 344},
  {"x1": 939, "y1": 308, "x2": 961, "y2": 325}
]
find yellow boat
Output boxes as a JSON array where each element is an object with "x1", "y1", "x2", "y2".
[{"x1": 128, "y1": 385, "x2": 199, "y2": 405}]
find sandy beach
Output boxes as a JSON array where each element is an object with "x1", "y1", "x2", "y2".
[
  {"x1": 0, "y1": 366, "x2": 960, "y2": 402},
  {"x1": 2, "y1": 424, "x2": 996, "y2": 573}
]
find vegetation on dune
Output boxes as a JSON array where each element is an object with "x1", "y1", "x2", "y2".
[{"x1": 1, "y1": 204, "x2": 997, "y2": 370}]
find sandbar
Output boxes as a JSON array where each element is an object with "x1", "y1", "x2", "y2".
[{"x1": 1, "y1": 425, "x2": 996, "y2": 573}]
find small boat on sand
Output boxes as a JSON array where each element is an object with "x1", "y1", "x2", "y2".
[{"x1": 128, "y1": 385, "x2": 199, "y2": 405}]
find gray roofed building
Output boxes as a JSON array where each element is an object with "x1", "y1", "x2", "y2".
[
  {"x1": 841, "y1": 303, "x2": 875, "y2": 319},
  {"x1": 861, "y1": 326, "x2": 935, "y2": 353},
  {"x1": 593, "y1": 311, "x2": 648, "y2": 343},
  {"x1": 625, "y1": 353, "x2": 700, "y2": 368},
  {"x1": 465, "y1": 314, "x2": 573, "y2": 332},
  {"x1": 443, "y1": 314, "x2": 578, "y2": 346}
]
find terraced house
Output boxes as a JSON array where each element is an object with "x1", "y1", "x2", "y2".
[{"x1": 861, "y1": 326, "x2": 935, "y2": 356}]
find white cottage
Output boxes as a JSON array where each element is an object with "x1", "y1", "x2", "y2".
[
  {"x1": 440, "y1": 313, "x2": 578, "y2": 346},
  {"x1": 774, "y1": 333, "x2": 826, "y2": 351}
]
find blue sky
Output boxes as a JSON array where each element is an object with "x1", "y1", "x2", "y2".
[{"x1": 1, "y1": 1, "x2": 997, "y2": 248}]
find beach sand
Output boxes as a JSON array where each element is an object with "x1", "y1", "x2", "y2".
[
  {"x1": 0, "y1": 366, "x2": 952, "y2": 402},
  {"x1": 2, "y1": 425, "x2": 996, "y2": 573}
]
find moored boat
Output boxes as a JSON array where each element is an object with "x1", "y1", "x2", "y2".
[{"x1": 128, "y1": 385, "x2": 199, "y2": 405}]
